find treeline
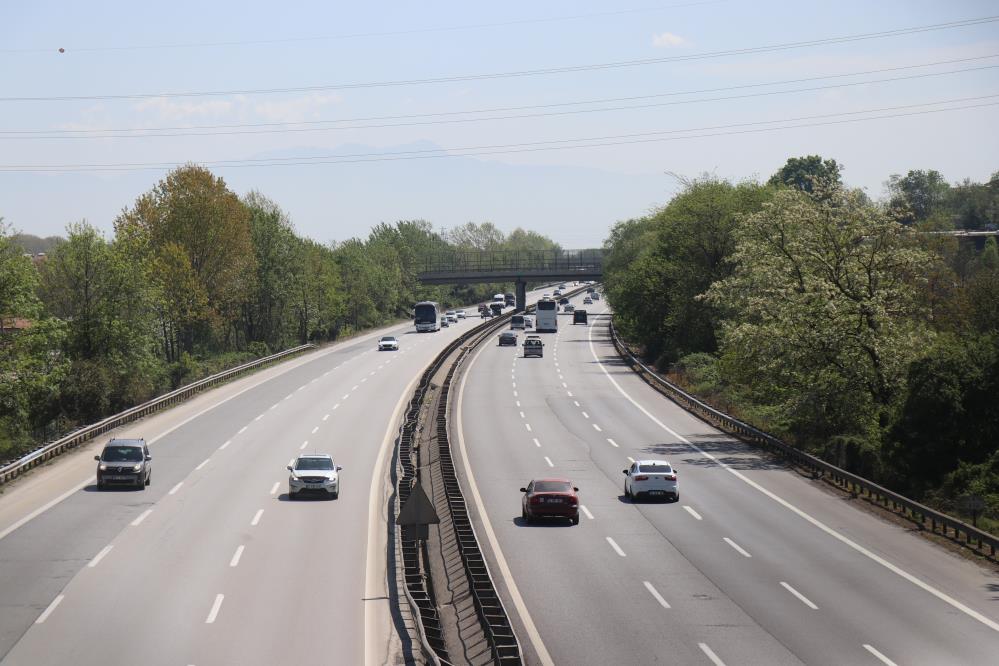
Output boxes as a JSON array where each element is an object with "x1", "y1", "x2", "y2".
[
  {"x1": 0, "y1": 164, "x2": 559, "y2": 461},
  {"x1": 604, "y1": 158, "x2": 999, "y2": 527}
]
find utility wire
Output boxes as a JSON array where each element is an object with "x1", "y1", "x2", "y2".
[
  {"x1": 1, "y1": 1, "x2": 724, "y2": 54},
  {"x1": 2, "y1": 15, "x2": 996, "y2": 102},
  {"x1": 4, "y1": 94, "x2": 994, "y2": 172},
  {"x1": 4, "y1": 55, "x2": 996, "y2": 139}
]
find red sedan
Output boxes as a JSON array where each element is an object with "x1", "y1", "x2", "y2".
[{"x1": 520, "y1": 478, "x2": 580, "y2": 525}]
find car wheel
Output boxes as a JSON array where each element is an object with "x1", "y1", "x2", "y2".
[
  {"x1": 332, "y1": 491, "x2": 339, "y2": 500},
  {"x1": 145, "y1": 473, "x2": 151, "y2": 486},
  {"x1": 289, "y1": 490, "x2": 297, "y2": 500},
  {"x1": 624, "y1": 483, "x2": 631, "y2": 499},
  {"x1": 97, "y1": 479, "x2": 104, "y2": 491},
  {"x1": 137, "y1": 477, "x2": 146, "y2": 490},
  {"x1": 571, "y1": 515, "x2": 580, "y2": 526}
]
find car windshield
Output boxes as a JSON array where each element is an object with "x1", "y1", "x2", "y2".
[
  {"x1": 102, "y1": 446, "x2": 143, "y2": 462},
  {"x1": 533, "y1": 481, "x2": 572, "y2": 492},
  {"x1": 296, "y1": 458, "x2": 334, "y2": 470},
  {"x1": 381, "y1": 336, "x2": 395, "y2": 342},
  {"x1": 639, "y1": 464, "x2": 673, "y2": 473}
]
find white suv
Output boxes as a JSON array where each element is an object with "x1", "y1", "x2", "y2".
[
  {"x1": 623, "y1": 460, "x2": 678, "y2": 501},
  {"x1": 288, "y1": 454, "x2": 342, "y2": 499}
]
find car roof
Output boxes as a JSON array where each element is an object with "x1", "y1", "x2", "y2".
[
  {"x1": 501, "y1": 331, "x2": 517, "y2": 336},
  {"x1": 634, "y1": 459, "x2": 672, "y2": 466},
  {"x1": 298, "y1": 454, "x2": 333, "y2": 460},
  {"x1": 108, "y1": 438, "x2": 144, "y2": 446},
  {"x1": 531, "y1": 477, "x2": 574, "y2": 484}
]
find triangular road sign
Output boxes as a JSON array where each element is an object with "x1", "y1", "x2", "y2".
[{"x1": 398, "y1": 483, "x2": 440, "y2": 525}]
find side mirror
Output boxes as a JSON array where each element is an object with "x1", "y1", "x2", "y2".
[
  {"x1": 573, "y1": 487, "x2": 579, "y2": 492},
  {"x1": 94, "y1": 455, "x2": 101, "y2": 461},
  {"x1": 286, "y1": 465, "x2": 293, "y2": 472},
  {"x1": 337, "y1": 466, "x2": 343, "y2": 471},
  {"x1": 519, "y1": 487, "x2": 528, "y2": 493},
  {"x1": 145, "y1": 455, "x2": 152, "y2": 461},
  {"x1": 622, "y1": 469, "x2": 628, "y2": 475}
]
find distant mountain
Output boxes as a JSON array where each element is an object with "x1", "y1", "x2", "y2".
[{"x1": 11, "y1": 233, "x2": 64, "y2": 254}]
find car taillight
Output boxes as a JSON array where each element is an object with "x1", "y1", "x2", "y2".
[
  {"x1": 566, "y1": 496, "x2": 578, "y2": 504},
  {"x1": 666, "y1": 474, "x2": 676, "y2": 480},
  {"x1": 635, "y1": 475, "x2": 649, "y2": 481},
  {"x1": 530, "y1": 496, "x2": 543, "y2": 505}
]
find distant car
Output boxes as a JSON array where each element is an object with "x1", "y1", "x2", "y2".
[
  {"x1": 441, "y1": 317, "x2": 450, "y2": 327},
  {"x1": 558, "y1": 297, "x2": 569, "y2": 305},
  {"x1": 542, "y1": 293, "x2": 551, "y2": 298},
  {"x1": 523, "y1": 337, "x2": 544, "y2": 358},
  {"x1": 510, "y1": 314, "x2": 527, "y2": 330},
  {"x1": 623, "y1": 460, "x2": 678, "y2": 501},
  {"x1": 456, "y1": 310, "x2": 467, "y2": 319},
  {"x1": 559, "y1": 284, "x2": 567, "y2": 290},
  {"x1": 573, "y1": 309, "x2": 587, "y2": 324},
  {"x1": 524, "y1": 317, "x2": 533, "y2": 328},
  {"x1": 553, "y1": 289, "x2": 562, "y2": 297},
  {"x1": 592, "y1": 292, "x2": 600, "y2": 300},
  {"x1": 95, "y1": 438, "x2": 151, "y2": 490},
  {"x1": 564, "y1": 303, "x2": 576, "y2": 313},
  {"x1": 499, "y1": 331, "x2": 518, "y2": 346},
  {"x1": 521, "y1": 478, "x2": 580, "y2": 525},
  {"x1": 446, "y1": 311, "x2": 458, "y2": 323},
  {"x1": 378, "y1": 335, "x2": 399, "y2": 351},
  {"x1": 583, "y1": 296, "x2": 593, "y2": 305},
  {"x1": 288, "y1": 454, "x2": 342, "y2": 500}
]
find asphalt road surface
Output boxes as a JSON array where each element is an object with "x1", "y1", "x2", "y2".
[
  {"x1": 455, "y1": 291, "x2": 999, "y2": 666},
  {"x1": 0, "y1": 293, "x2": 550, "y2": 666}
]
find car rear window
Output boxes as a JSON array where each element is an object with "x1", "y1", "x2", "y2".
[
  {"x1": 533, "y1": 481, "x2": 571, "y2": 492},
  {"x1": 639, "y1": 464, "x2": 673, "y2": 473}
]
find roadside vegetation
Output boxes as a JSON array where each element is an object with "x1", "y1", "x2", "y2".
[
  {"x1": 603, "y1": 159, "x2": 999, "y2": 531},
  {"x1": 0, "y1": 164, "x2": 559, "y2": 463}
]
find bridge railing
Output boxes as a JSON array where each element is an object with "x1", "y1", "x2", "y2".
[
  {"x1": 419, "y1": 248, "x2": 604, "y2": 275},
  {"x1": 608, "y1": 319, "x2": 999, "y2": 561}
]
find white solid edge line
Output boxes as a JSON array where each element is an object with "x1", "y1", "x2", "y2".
[
  {"x1": 698, "y1": 642, "x2": 726, "y2": 666},
  {"x1": 35, "y1": 594, "x2": 64, "y2": 624},
  {"x1": 88, "y1": 544, "x2": 113, "y2": 568},
  {"x1": 723, "y1": 537, "x2": 752, "y2": 558},
  {"x1": 250, "y1": 509, "x2": 263, "y2": 526},
  {"x1": 643, "y1": 580, "x2": 671, "y2": 608},
  {"x1": 168, "y1": 481, "x2": 184, "y2": 495},
  {"x1": 780, "y1": 581, "x2": 818, "y2": 610},
  {"x1": 229, "y1": 545, "x2": 244, "y2": 568},
  {"x1": 544, "y1": 456, "x2": 554, "y2": 468},
  {"x1": 238, "y1": 426, "x2": 247, "y2": 434},
  {"x1": 205, "y1": 594, "x2": 224, "y2": 624},
  {"x1": 269, "y1": 482, "x2": 280, "y2": 495},
  {"x1": 683, "y1": 505, "x2": 703, "y2": 521},
  {"x1": 130, "y1": 509, "x2": 152, "y2": 527},
  {"x1": 863, "y1": 644, "x2": 898, "y2": 666},
  {"x1": 580, "y1": 505, "x2": 594, "y2": 520},
  {"x1": 605, "y1": 536, "x2": 627, "y2": 557},
  {"x1": 587, "y1": 315, "x2": 999, "y2": 634},
  {"x1": 219, "y1": 440, "x2": 231, "y2": 450},
  {"x1": 456, "y1": 335, "x2": 555, "y2": 666},
  {"x1": 365, "y1": 369, "x2": 424, "y2": 666},
  {"x1": 195, "y1": 458, "x2": 210, "y2": 471}
]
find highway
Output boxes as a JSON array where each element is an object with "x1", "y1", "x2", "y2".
[
  {"x1": 455, "y1": 291, "x2": 999, "y2": 665},
  {"x1": 0, "y1": 293, "x2": 549, "y2": 666}
]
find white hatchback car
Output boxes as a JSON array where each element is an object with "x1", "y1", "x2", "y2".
[
  {"x1": 288, "y1": 454, "x2": 342, "y2": 499},
  {"x1": 623, "y1": 460, "x2": 678, "y2": 501},
  {"x1": 456, "y1": 310, "x2": 466, "y2": 319}
]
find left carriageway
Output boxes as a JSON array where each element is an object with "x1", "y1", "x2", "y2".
[{"x1": 0, "y1": 291, "x2": 551, "y2": 666}]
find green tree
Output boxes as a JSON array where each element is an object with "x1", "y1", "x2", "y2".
[
  {"x1": 243, "y1": 192, "x2": 300, "y2": 350},
  {"x1": 886, "y1": 169, "x2": 951, "y2": 226},
  {"x1": 705, "y1": 187, "x2": 935, "y2": 458},
  {"x1": 768, "y1": 155, "x2": 842, "y2": 196}
]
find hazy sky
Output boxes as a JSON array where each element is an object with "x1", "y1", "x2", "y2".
[{"x1": 2, "y1": 1, "x2": 998, "y2": 247}]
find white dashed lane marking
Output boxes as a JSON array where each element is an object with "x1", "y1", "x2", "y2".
[
  {"x1": 580, "y1": 505, "x2": 594, "y2": 520},
  {"x1": 35, "y1": 595, "x2": 64, "y2": 624},
  {"x1": 131, "y1": 509, "x2": 152, "y2": 527},
  {"x1": 607, "y1": 438, "x2": 619, "y2": 448},
  {"x1": 605, "y1": 537, "x2": 626, "y2": 557},
  {"x1": 251, "y1": 509, "x2": 264, "y2": 526},
  {"x1": 863, "y1": 645, "x2": 898, "y2": 666},
  {"x1": 724, "y1": 537, "x2": 752, "y2": 558},
  {"x1": 683, "y1": 505, "x2": 703, "y2": 520},
  {"x1": 532, "y1": 438, "x2": 541, "y2": 448},
  {"x1": 780, "y1": 581, "x2": 818, "y2": 610},
  {"x1": 269, "y1": 482, "x2": 280, "y2": 495},
  {"x1": 169, "y1": 481, "x2": 184, "y2": 495},
  {"x1": 699, "y1": 643, "x2": 726, "y2": 666},
  {"x1": 544, "y1": 456, "x2": 554, "y2": 468},
  {"x1": 88, "y1": 545, "x2": 113, "y2": 568},
  {"x1": 205, "y1": 594, "x2": 224, "y2": 624},
  {"x1": 230, "y1": 545, "x2": 245, "y2": 568},
  {"x1": 643, "y1": 581, "x2": 671, "y2": 609}
]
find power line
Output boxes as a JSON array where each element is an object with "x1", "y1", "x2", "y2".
[
  {"x1": 3, "y1": 15, "x2": 996, "y2": 102},
  {"x1": 4, "y1": 94, "x2": 994, "y2": 172},
  {"x1": 1, "y1": 1, "x2": 723, "y2": 54},
  {"x1": 4, "y1": 55, "x2": 996, "y2": 139}
]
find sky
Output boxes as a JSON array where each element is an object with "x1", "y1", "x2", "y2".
[{"x1": 2, "y1": 0, "x2": 998, "y2": 247}]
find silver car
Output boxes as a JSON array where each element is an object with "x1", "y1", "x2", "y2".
[
  {"x1": 288, "y1": 454, "x2": 342, "y2": 499},
  {"x1": 378, "y1": 335, "x2": 399, "y2": 351}
]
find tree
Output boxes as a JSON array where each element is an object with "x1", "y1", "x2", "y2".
[
  {"x1": 705, "y1": 187, "x2": 935, "y2": 456},
  {"x1": 886, "y1": 169, "x2": 951, "y2": 226},
  {"x1": 445, "y1": 221, "x2": 505, "y2": 250},
  {"x1": 243, "y1": 192, "x2": 300, "y2": 350},
  {"x1": 768, "y1": 155, "x2": 842, "y2": 195}
]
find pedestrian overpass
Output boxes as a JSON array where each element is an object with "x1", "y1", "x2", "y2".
[{"x1": 417, "y1": 249, "x2": 603, "y2": 310}]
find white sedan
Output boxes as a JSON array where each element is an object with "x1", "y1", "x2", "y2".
[
  {"x1": 377, "y1": 335, "x2": 399, "y2": 351},
  {"x1": 623, "y1": 460, "x2": 678, "y2": 501}
]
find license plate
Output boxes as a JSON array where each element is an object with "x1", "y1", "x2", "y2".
[
  {"x1": 109, "y1": 475, "x2": 132, "y2": 481},
  {"x1": 648, "y1": 490, "x2": 665, "y2": 496},
  {"x1": 544, "y1": 497, "x2": 562, "y2": 503},
  {"x1": 307, "y1": 483, "x2": 325, "y2": 488}
]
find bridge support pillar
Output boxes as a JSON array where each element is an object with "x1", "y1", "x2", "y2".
[{"x1": 515, "y1": 280, "x2": 527, "y2": 312}]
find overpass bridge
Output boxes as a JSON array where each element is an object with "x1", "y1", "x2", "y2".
[{"x1": 417, "y1": 249, "x2": 603, "y2": 310}]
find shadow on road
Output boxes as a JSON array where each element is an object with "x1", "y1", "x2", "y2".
[
  {"x1": 513, "y1": 516, "x2": 574, "y2": 528},
  {"x1": 641, "y1": 437, "x2": 783, "y2": 471},
  {"x1": 83, "y1": 483, "x2": 143, "y2": 492},
  {"x1": 277, "y1": 492, "x2": 336, "y2": 502}
]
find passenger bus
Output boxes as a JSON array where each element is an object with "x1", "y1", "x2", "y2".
[
  {"x1": 414, "y1": 301, "x2": 442, "y2": 332},
  {"x1": 534, "y1": 298, "x2": 558, "y2": 333}
]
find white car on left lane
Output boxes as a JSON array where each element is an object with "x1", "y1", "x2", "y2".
[
  {"x1": 288, "y1": 454, "x2": 342, "y2": 499},
  {"x1": 378, "y1": 335, "x2": 399, "y2": 351}
]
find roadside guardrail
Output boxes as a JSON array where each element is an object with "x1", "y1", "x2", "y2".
[
  {"x1": 0, "y1": 344, "x2": 315, "y2": 486},
  {"x1": 608, "y1": 319, "x2": 998, "y2": 561}
]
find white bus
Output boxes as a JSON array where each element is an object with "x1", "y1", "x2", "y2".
[
  {"x1": 414, "y1": 301, "x2": 442, "y2": 332},
  {"x1": 534, "y1": 298, "x2": 558, "y2": 333}
]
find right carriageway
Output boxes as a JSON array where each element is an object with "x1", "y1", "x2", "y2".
[{"x1": 452, "y1": 291, "x2": 999, "y2": 666}]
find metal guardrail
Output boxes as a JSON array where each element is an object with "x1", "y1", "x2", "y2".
[
  {"x1": 396, "y1": 305, "x2": 529, "y2": 665},
  {"x1": 608, "y1": 319, "x2": 999, "y2": 560},
  {"x1": 0, "y1": 344, "x2": 315, "y2": 486}
]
